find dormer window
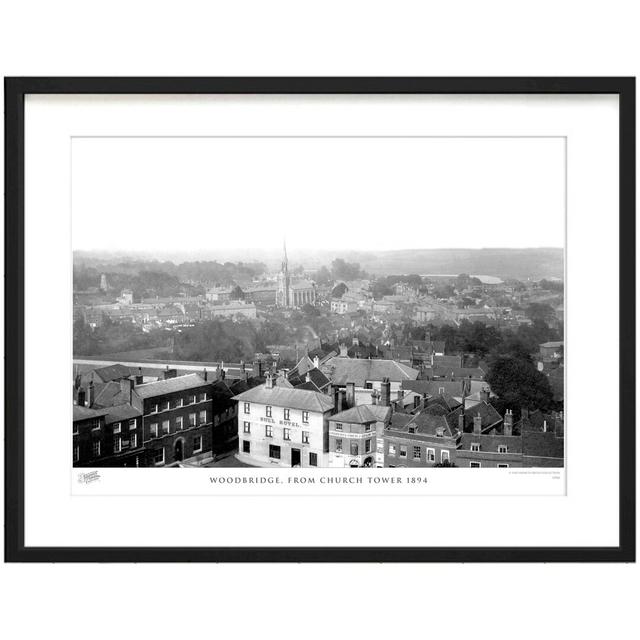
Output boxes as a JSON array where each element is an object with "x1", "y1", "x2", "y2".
[
  {"x1": 471, "y1": 443, "x2": 481, "y2": 452},
  {"x1": 266, "y1": 405, "x2": 272, "y2": 418},
  {"x1": 435, "y1": 427, "x2": 444, "y2": 438},
  {"x1": 408, "y1": 426, "x2": 416, "y2": 434},
  {"x1": 498, "y1": 445, "x2": 508, "y2": 453}
]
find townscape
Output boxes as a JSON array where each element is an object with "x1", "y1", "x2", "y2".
[{"x1": 73, "y1": 244, "x2": 564, "y2": 469}]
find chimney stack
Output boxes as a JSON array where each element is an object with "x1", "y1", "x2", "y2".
[
  {"x1": 120, "y1": 378, "x2": 134, "y2": 404},
  {"x1": 87, "y1": 380, "x2": 95, "y2": 407},
  {"x1": 306, "y1": 372, "x2": 311, "y2": 383},
  {"x1": 135, "y1": 367, "x2": 144, "y2": 385},
  {"x1": 480, "y1": 386, "x2": 490, "y2": 404},
  {"x1": 473, "y1": 413, "x2": 482, "y2": 434},
  {"x1": 313, "y1": 355, "x2": 320, "y2": 369},
  {"x1": 163, "y1": 367, "x2": 177, "y2": 380},
  {"x1": 77, "y1": 387, "x2": 86, "y2": 407},
  {"x1": 346, "y1": 382, "x2": 356, "y2": 408},
  {"x1": 504, "y1": 409, "x2": 513, "y2": 437},
  {"x1": 380, "y1": 377, "x2": 391, "y2": 407},
  {"x1": 265, "y1": 372, "x2": 275, "y2": 389},
  {"x1": 252, "y1": 361, "x2": 263, "y2": 378},
  {"x1": 458, "y1": 413, "x2": 465, "y2": 433},
  {"x1": 339, "y1": 343, "x2": 348, "y2": 357}
]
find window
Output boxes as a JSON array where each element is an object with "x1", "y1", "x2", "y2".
[
  {"x1": 309, "y1": 452, "x2": 318, "y2": 467},
  {"x1": 497, "y1": 463, "x2": 509, "y2": 468},
  {"x1": 114, "y1": 435, "x2": 122, "y2": 453},
  {"x1": 498, "y1": 445, "x2": 508, "y2": 453},
  {"x1": 198, "y1": 392, "x2": 207, "y2": 402},
  {"x1": 413, "y1": 446, "x2": 421, "y2": 459},
  {"x1": 408, "y1": 426, "x2": 416, "y2": 434},
  {"x1": 350, "y1": 441, "x2": 359, "y2": 456},
  {"x1": 283, "y1": 428, "x2": 291, "y2": 441},
  {"x1": 302, "y1": 431, "x2": 309, "y2": 444},
  {"x1": 435, "y1": 427, "x2": 444, "y2": 438},
  {"x1": 153, "y1": 448, "x2": 165, "y2": 465},
  {"x1": 91, "y1": 420, "x2": 101, "y2": 431},
  {"x1": 302, "y1": 411, "x2": 309, "y2": 424},
  {"x1": 265, "y1": 425, "x2": 273, "y2": 437},
  {"x1": 242, "y1": 440, "x2": 251, "y2": 454},
  {"x1": 128, "y1": 419, "x2": 136, "y2": 430},
  {"x1": 426, "y1": 448, "x2": 435, "y2": 462},
  {"x1": 365, "y1": 423, "x2": 371, "y2": 431},
  {"x1": 470, "y1": 461, "x2": 481, "y2": 468},
  {"x1": 199, "y1": 409, "x2": 207, "y2": 424},
  {"x1": 365, "y1": 382, "x2": 373, "y2": 389},
  {"x1": 162, "y1": 400, "x2": 170, "y2": 412},
  {"x1": 335, "y1": 438, "x2": 343, "y2": 453},
  {"x1": 243, "y1": 421, "x2": 251, "y2": 434},
  {"x1": 162, "y1": 420, "x2": 170, "y2": 435},
  {"x1": 176, "y1": 398, "x2": 184, "y2": 408},
  {"x1": 438, "y1": 387, "x2": 444, "y2": 394},
  {"x1": 189, "y1": 412, "x2": 196, "y2": 427},
  {"x1": 151, "y1": 403, "x2": 159, "y2": 413},
  {"x1": 176, "y1": 416, "x2": 184, "y2": 430},
  {"x1": 73, "y1": 423, "x2": 79, "y2": 435},
  {"x1": 441, "y1": 450, "x2": 450, "y2": 463},
  {"x1": 92, "y1": 441, "x2": 101, "y2": 457},
  {"x1": 365, "y1": 439, "x2": 372, "y2": 453},
  {"x1": 244, "y1": 402, "x2": 251, "y2": 414},
  {"x1": 73, "y1": 445, "x2": 80, "y2": 463},
  {"x1": 190, "y1": 394, "x2": 197, "y2": 405},
  {"x1": 113, "y1": 422, "x2": 121, "y2": 434},
  {"x1": 471, "y1": 443, "x2": 481, "y2": 452},
  {"x1": 388, "y1": 444, "x2": 396, "y2": 456},
  {"x1": 335, "y1": 423, "x2": 343, "y2": 431},
  {"x1": 269, "y1": 444, "x2": 281, "y2": 459},
  {"x1": 150, "y1": 423, "x2": 158, "y2": 438},
  {"x1": 266, "y1": 405, "x2": 272, "y2": 418},
  {"x1": 399, "y1": 446, "x2": 407, "y2": 458},
  {"x1": 130, "y1": 432, "x2": 137, "y2": 448},
  {"x1": 284, "y1": 408, "x2": 290, "y2": 421},
  {"x1": 193, "y1": 435, "x2": 203, "y2": 453}
]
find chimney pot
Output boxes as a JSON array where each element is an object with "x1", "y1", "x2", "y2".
[{"x1": 473, "y1": 414, "x2": 482, "y2": 434}]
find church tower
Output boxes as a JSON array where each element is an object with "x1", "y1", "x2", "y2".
[{"x1": 277, "y1": 239, "x2": 291, "y2": 307}]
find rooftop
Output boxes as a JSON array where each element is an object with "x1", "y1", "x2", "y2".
[
  {"x1": 233, "y1": 384, "x2": 335, "y2": 413},
  {"x1": 329, "y1": 404, "x2": 391, "y2": 424},
  {"x1": 134, "y1": 373, "x2": 208, "y2": 399},
  {"x1": 322, "y1": 357, "x2": 419, "y2": 386}
]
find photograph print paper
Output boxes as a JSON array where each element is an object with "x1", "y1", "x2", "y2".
[{"x1": 72, "y1": 135, "x2": 565, "y2": 474}]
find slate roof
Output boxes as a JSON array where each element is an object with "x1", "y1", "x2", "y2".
[
  {"x1": 134, "y1": 373, "x2": 208, "y2": 398},
  {"x1": 446, "y1": 401, "x2": 502, "y2": 434},
  {"x1": 73, "y1": 405, "x2": 110, "y2": 422},
  {"x1": 433, "y1": 355, "x2": 463, "y2": 368},
  {"x1": 92, "y1": 382, "x2": 133, "y2": 409},
  {"x1": 403, "y1": 379, "x2": 486, "y2": 399},
  {"x1": 232, "y1": 384, "x2": 336, "y2": 413},
  {"x1": 459, "y1": 432, "x2": 523, "y2": 452},
  {"x1": 522, "y1": 431, "x2": 564, "y2": 459},
  {"x1": 329, "y1": 404, "x2": 391, "y2": 424},
  {"x1": 322, "y1": 357, "x2": 419, "y2": 386},
  {"x1": 388, "y1": 411, "x2": 454, "y2": 437},
  {"x1": 104, "y1": 404, "x2": 142, "y2": 425}
]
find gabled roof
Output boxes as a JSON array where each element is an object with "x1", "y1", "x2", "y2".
[
  {"x1": 232, "y1": 384, "x2": 335, "y2": 413},
  {"x1": 322, "y1": 357, "x2": 419, "y2": 386},
  {"x1": 92, "y1": 381, "x2": 132, "y2": 409},
  {"x1": 329, "y1": 404, "x2": 391, "y2": 424},
  {"x1": 134, "y1": 373, "x2": 208, "y2": 399},
  {"x1": 446, "y1": 401, "x2": 502, "y2": 434}
]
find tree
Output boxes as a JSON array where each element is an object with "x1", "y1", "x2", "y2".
[
  {"x1": 486, "y1": 355, "x2": 554, "y2": 411},
  {"x1": 229, "y1": 285, "x2": 244, "y2": 300},
  {"x1": 331, "y1": 282, "x2": 348, "y2": 298},
  {"x1": 330, "y1": 258, "x2": 365, "y2": 281},
  {"x1": 525, "y1": 302, "x2": 555, "y2": 324},
  {"x1": 315, "y1": 266, "x2": 331, "y2": 284}
]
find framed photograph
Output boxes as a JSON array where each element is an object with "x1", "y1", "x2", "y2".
[{"x1": 4, "y1": 77, "x2": 635, "y2": 562}]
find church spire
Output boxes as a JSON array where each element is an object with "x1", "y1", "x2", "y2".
[{"x1": 282, "y1": 237, "x2": 288, "y2": 273}]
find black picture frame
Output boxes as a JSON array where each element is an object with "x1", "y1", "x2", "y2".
[{"x1": 4, "y1": 77, "x2": 635, "y2": 563}]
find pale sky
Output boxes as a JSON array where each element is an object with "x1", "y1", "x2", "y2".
[{"x1": 72, "y1": 136, "x2": 565, "y2": 253}]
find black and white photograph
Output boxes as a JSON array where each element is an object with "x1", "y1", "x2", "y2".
[{"x1": 71, "y1": 135, "x2": 565, "y2": 473}]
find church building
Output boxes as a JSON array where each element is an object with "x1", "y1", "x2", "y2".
[{"x1": 276, "y1": 241, "x2": 316, "y2": 308}]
